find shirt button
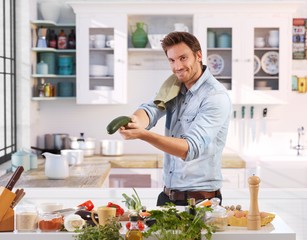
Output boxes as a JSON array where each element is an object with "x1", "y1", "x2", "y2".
[
  {"x1": 178, "y1": 119, "x2": 180, "y2": 121},
  {"x1": 169, "y1": 171, "x2": 172, "y2": 174}
]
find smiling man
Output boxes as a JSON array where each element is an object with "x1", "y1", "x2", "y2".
[{"x1": 119, "y1": 32, "x2": 232, "y2": 206}]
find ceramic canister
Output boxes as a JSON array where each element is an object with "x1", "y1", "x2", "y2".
[
  {"x1": 11, "y1": 150, "x2": 30, "y2": 172},
  {"x1": 40, "y1": 52, "x2": 56, "y2": 74},
  {"x1": 207, "y1": 30, "x2": 216, "y2": 48},
  {"x1": 217, "y1": 33, "x2": 231, "y2": 48},
  {"x1": 37, "y1": 61, "x2": 48, "y2": 75},
  {"x1": 58, "y1": 55, "x2": 73, "y2": 75},
  {"x1": 57, "y1": 82, "x2": 74, "y2": 97}
]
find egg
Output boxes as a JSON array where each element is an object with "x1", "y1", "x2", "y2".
[{"x1": 64, "y1": 214, "x2": 85, "y2": 232}]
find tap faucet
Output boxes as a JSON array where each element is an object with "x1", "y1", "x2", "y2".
[{"x1": 290, "y1": 126, "x2": 305, "y2": 156}]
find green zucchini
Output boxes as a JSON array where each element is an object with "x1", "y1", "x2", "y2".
[{"x1": 106, "y1": 116, "x2": 131, "y2": 134}]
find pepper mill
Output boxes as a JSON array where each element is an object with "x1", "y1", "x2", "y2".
[{"x1": 247, "y1": 174, "x2": 261, "y2": 230}]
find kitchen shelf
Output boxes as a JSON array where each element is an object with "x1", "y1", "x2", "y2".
[
  {"x1": 32, "y1": 97, "x2": 76, "y2": 101},
  {"x1": 32, "y1": 74, "x2": 76, "y2": 78},
  {"x1": 31, "y1": 20, "x2": 75, "y2": 28},
  {"x1": 31, "y1": 48, "x2": 76, "y2": 53}
]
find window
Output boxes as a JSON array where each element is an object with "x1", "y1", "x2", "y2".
[{"x1": 0, "y1": 0, "x2": 16, "y2": 164}]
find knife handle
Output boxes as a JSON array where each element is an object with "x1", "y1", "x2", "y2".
[
  {"x1": 241, "y1": 106, "x2": 245, "y2": 119},
  {"x1": 250, "y1": 106, "x2": 254, "y2": 119},
  {"x1": 5, "y1": 166, "x2": 24, "y2": 191}
]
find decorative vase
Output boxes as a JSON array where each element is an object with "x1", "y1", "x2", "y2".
[
  {"x1": 267, "y1": 30, "x2": 279, "y2": 48},
  {"x1": 131, "y1": 22, "x2": 148, "y2": 48}
]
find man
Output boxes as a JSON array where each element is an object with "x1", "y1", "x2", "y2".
[{"x1": 119, "y1": 32, "x2": 231, "y2": 206}]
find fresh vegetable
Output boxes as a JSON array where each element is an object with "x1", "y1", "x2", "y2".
[
  {"x1": 106, "y1": 116, "x2": 131, "y2": 134},
  {"x1": 78, "y1": 200, "x2": 94, "y2": 211},
  {"x1": 142, "y1": 203, "x2": 214, "y2": 240},
  {"x1": 122, "y1": 188, "x2": 142, "y2": 212},
  {"x1": 75, "y1": 218, "x2": 123, "y2": 240},
  {"x1": 106, "y1": 202, "x2": 125, "y2": 216},
  {"x1": 125, "y1": 220, "x2": 145, "y2": 231}
]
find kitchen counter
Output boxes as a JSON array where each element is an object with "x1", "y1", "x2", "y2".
[
  {"x1": 0, "y1": 188, "x2": 297, "y2": 240},
  {"x1": 0, "y1": 154, "x2": 245, "y2": 188}
]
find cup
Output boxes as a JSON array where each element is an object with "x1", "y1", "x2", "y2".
[
  {"x1": 94, "y1": 34, "x2": 106, "y2": 48},
  {"x1": 174, "y1": 23, "x2": 189, "y2": 32},
  {"x1": 91, "y1": 206, "x2": 116, "y2": 226},
  {"x1": 106, "y1": 40, "x2": 115, "y2": 48}
]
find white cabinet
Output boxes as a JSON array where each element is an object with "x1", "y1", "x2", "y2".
[
  {"x1": 222, "y1": 168, "x2": 246, "y2": 188},
  {"x1": 31, "y1": 21, "x2": 76, "y2": 100},
  {"x1": 74, "y1": 13, "x2": 127, "y2": 104},
  {"x1": 195, "y1": 13, "x2": 292, "y2": 104}
]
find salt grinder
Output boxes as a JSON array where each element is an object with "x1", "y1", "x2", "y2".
[{"x1": 247, "y1": 175, "x2": 261, "y2": 230}]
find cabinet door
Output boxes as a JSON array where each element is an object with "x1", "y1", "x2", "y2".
[
  {"x1": 195, "y1": 14, "x2": 290, "y2": 105},
  {"x1": 76, "y1": 14, "x2": 127, "y2": 104}
]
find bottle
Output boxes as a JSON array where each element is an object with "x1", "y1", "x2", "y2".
[
  {"x1": 48, "y1": 30, "x2": 57, "y2": 49},
  {"x1": 38, "y1": 78, "x2": 45, "y2": 97},
  {"x1": 67, "y1": 29, "x2": 76, "y2": 49},
  {"x1": 44, "y1": 82, "x2": 51, "y2": 97},
  {"x1": 57, "y1": 29, "x2": 67, "y2": 49},
  {"x1": 187, "y1": 198, "x2": 196, "y2": 216},
  {"x1": 125, "y1": 215, "x2": 142, "y2": 240}
]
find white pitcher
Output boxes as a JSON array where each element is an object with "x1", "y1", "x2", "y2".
[
  {"x1": 42, "y1": 152, "x2": 69, "y2": 179},
  {"x1": 267, "y1": 30, "x2": 279, "y2": 48}
]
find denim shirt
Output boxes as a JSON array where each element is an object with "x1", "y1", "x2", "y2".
[{"x1": 139, "y1": 66, "x2": 232, "y2": 191}]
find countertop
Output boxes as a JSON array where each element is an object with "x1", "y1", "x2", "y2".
[{"x1": 0, "y1": 154, "x2": 245, "y2": 188}]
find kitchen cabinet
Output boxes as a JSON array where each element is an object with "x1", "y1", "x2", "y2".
[
  {"x1": 222, "y1": 168, "x2": 246, "y2": 188},
  {"x1": 74, "y1": 13, "x2": 127, "y2": 104},
  {"x1": 31, "y1": 20, "x2": 76, "y2": 100},
  {"x1": 194, "y1": 13, "x2": 292, "y2": 104}
]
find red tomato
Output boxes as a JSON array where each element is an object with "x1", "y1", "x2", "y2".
[
  {"x1": 126, "y1": 221, "x2": 131, "y2": 230},
  {"x1": 137, "y1": 221, "x2": 145, "y2": 231}
]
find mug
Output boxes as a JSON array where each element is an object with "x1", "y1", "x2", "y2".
[
  {"x1": 106, "y1": 40, "x2": 115, "y2": 48},
  {"x1": 91, "y1": 206, "x2": 116, "y2": 226}
]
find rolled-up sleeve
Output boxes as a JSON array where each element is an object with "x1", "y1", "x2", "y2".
[{"x1": 138, "y1": 100, "x2": 166, "y2": 130}]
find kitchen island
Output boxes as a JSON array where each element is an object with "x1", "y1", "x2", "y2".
[
  {"x1": 0, "y1": 188, "x2": 297, "y2": 240},
  {"x1": 0, "y1": 154, "x2": 246, "y2": 188}
]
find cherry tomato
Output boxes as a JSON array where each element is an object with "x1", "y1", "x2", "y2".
[
  {"x1": 137, "y1": 220, "x2": 145, "y2": 231},
  {"x1": 126, "y1": 221, "x2": 131, "y2": 230}
]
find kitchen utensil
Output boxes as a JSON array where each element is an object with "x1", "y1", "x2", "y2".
[
  {"x1": 239, "y1": 106, "x2": 246, "y2": 150},
  {"x1": 70, "y1": 133, "x2": 96, "y2": 157},
  {"x1": 148, "y1": 34, "x2": 166, "y2": 49},
  {"x1": 100, "y1": 140, "x2": 123, "y2": 156},
  {"x1": 261, "y1": 51, "x2": 279, "y2": 75},
  {"x1": 54, "y1": 133, "x2": 69, "y2": 150},
  {"x1": 5, "y1": 166, "x2": 24, "y2": 191},
  {"x1": 10, "y1": 189, "x2": 26, "y2": 208},
  {"x1": 31, "y1": 146, "x2": 61, "y2": 155},
  {"x1": 61, "y1": 149, "x2": 84, "y2": 165},
  {"x1": 254, "y1": 55, "x2": 261, "y2": 75},
  {"x1": 250, "y1": 106, "x2": 256, "y2": 143},
  {"x1": 39, "y1": 1, "x2": 61, "y2": 22},
  {"x1": 261, "y1": 108, "x2": 268, "y2": 135},
  {"x1": 11, "y1": 150, "x2": 30, "y2": 172},
  {"x1": 174, "y1": 23, "x2": 189, "y2": 32},
  {"x1": 51, "y1": 206, "x2": 86, "y2": 215},
  {"x1": 42, "y1": 152, "x2": 69, "y2": 179}
]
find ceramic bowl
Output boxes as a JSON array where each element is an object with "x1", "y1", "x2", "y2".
[
  {"x1": 148, "y1": 34, "x2": 166, "y2": 49},
  {"x1": 39, "y1": 1, "x2": 61, "y2": 23},
  {"x1": 90, "y1": 65, "x2": 108, "y2": 76}
]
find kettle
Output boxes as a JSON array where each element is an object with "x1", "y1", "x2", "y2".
[{"x1": 42, "y1": 152, "x2": 69, "y2": 179}]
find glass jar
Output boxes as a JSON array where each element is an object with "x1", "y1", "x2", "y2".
[
  {"x1": 205, "y1": 198, "x2": 227, "y2": 231},
  {"x1": 15, "y1": 204, "x2": 38, "y2": 232},
  {"x1": 38, "y1": 213, "x2": 63, "y2": 232}
]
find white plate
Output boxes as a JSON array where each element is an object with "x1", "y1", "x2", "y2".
[
  {"x1": 261, "y1": 51, "x2": 279, "y2": 75},
  {"x1": 254, "y1": 55, "x2": 261, "y2": 75},
  {"x1": 207, "y1": 54, "x2": 224, "y2": 75}
]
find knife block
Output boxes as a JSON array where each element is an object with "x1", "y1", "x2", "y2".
[{"x1": 0, "y1": 186, "x2": 15, "y2": 232}]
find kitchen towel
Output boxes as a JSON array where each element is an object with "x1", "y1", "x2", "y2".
[{"x1": 154, "y1": 74, "x2": 181, "y2": 110}]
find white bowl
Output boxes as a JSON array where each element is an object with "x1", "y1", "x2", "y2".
[
  {"x1": 148, "y1": 34, "x2": 166, "y2": 49},
  {"x1": 39, "y1": 1, "x2": 61, "y2": 23},
  {"x1": 90, "y1": 65, "x2": 108, "y2": 76}
]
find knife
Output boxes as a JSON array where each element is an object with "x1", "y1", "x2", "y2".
[
  {"x1": 250, "y1": 106, "x2": 256, "y2": 142},
  {"x1": 5, "y1": 166, "x2": 24, "y2": 191},
  {"x1": 261, "y1": 108, "x2": 268, "y2": 135},
  {"x1": 239, "y1": 106, "x2": 246, "y2": 150}
]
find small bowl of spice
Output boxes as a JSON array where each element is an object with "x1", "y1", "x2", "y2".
[{"x1": 38, "y1": 213, "x2": 63, "y2": 232}]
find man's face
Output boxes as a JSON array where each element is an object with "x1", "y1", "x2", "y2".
[{"x1": 166, "y1": 42, "x2": 202, "y2": 87}]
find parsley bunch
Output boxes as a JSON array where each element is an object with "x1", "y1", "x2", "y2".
[{"x1": 143, "y1": 203, "x2": 214, "y2": 240}]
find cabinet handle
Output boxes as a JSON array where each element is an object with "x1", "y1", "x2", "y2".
[
  {"x1": 244, "y1": 59, "x2": 251, "y2": 62},
  {"x1": 233, "y1": 59, "x2": 239, "y2": 62}
]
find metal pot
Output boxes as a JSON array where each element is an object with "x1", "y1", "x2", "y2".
[
  {"x1": 100, "y1": 140, "x2": 123, "y2": 156},
  {"x1": 69, "y1": 134, "x2": 96, "y2": 157}
]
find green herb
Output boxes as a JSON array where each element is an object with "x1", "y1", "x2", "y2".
[
  {"x1": 122, "y1": 188, "x2": 143, "y2": 212},
  {"x1": 75, "y1": 218, "x2": 123, "y2": 240},
  {"x1": 143, "y1": 203, "x2": 214, "y2": 240}
]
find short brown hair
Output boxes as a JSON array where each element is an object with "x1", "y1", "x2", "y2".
[{"x1": 161, "y1": 32, "x2": 202, "y2": 55}]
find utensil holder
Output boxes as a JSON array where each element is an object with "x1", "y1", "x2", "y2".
[{"x1": 0, "y1": 186, "x2": 16, "y2": 232}]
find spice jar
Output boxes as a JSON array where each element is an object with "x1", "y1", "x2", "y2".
[
  {"x1": 15, "y1": 205, "x2": 38, "y2": 232},
  {"x1": 38, "y1": 213, "x2": 63, "y2": 232},
  {"x1": 205, "y1": 198, "x2": 227, "y2": 231}
]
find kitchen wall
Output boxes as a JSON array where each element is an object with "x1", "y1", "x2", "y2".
[{"x1": 16, "y1": 0, "x2": 307, "y2": 157}]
